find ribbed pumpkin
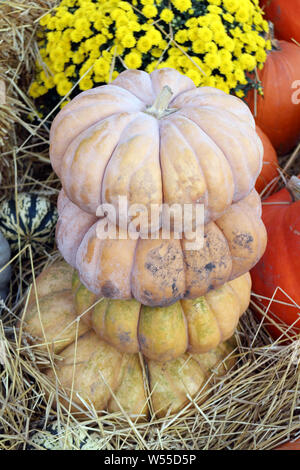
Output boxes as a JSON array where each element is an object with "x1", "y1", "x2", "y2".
[
  {"x1": 72, "y1": 268, "x2": 251, "y2": 362},
  {"x1": 246, "y1": 39, "x2": 300, "y2": 154},
  {"x1": 50, "y1": 68, "x2": 263, "y2": 232},
  {"x1": 260, "y1": 0, "x2": 300, "y2": 44},
  {"x1": 22, "y1": 261, "x2": 236, "y2": 419},
  {"x1": 56, "y1": 189, "x2": 266, "y2": 307},
  {"x1": 0, "y1": 193, "x2": 58, "y2": 253},
  {"x1": 255, "y1": 126, "x2": 278, "y2": 195},
  {"x1": 251, "y1": 176, "x2": 300, "y2": 339}
]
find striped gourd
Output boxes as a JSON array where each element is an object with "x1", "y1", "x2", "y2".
[{"x1": 0, "y1": 193, "x2": 58, "y2": 253}]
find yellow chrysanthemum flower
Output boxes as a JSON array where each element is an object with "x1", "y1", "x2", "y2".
[
  {"x1": 57, "y1": 79, "x2": 73, "y2": 96},
  {"x1": 160, "y1": 8, "x2": 174, "y2": 23},
  {"x1": 79, "y1": 76, "x2": 94, "y2": 91},
  {"x1": 30, "y1": 0, "x2": 269, "y2": 109},
  {"x1": 208, "y1": 0, "x2": 221, "y2": 5},
  {"x1": 186, "y1": 68, "x2": 201, "y2": 86},
  {"x1": 142, "y1": 5, "x2": 158, "y2": 18},
  {"x1": 222, "y1": 0, "x2": 239, "y2": 14},
  {"x1": 204, "y1": 52, "x2": 221, "y2": 69},
  {"x1": 172, "y1": 0, "x2": 192, "y2": 13},
  {"x1": 137, "y1": 36, "x2": 152, "y2": 53},
  {"x1": 124, "y1": 51, "x2": 142, "y2": 68},
  {"x1": 121, "y1": 34, "x2": 136, "y2": 48},
  {"x1": 174, "y1": 30, "x2": 188, "y2": 44}
]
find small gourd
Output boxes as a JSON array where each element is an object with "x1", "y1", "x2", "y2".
[{"x1": 0, "y1": 193, "x2": 58, "y2": 253}]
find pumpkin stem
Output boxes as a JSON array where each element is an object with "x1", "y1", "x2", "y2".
[
  {"x1": 145, "y1": 86, "x2": 176, "y2": 119},
  {"x1": 287, "y1": 176, "x2": 300, "y2": 201}
]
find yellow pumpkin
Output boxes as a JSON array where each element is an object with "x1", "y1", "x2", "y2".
[
  {"x1": 50, "y1": 68, "x2": 263, "y2": 233},
  {"x1": 22, "y1": 261, "x2": 236, "y2": 419},
  {"x1": 56, "y1": 188, "x2": 265, "y2": 307},
  {"x1": 73, "y1": 268, "x2": 250, "y2": 362}
]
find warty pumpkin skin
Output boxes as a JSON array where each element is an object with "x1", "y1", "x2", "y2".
[
  {"x1": 72, "y1": 268, "x2": 251, "y2": 362},
  {"x1": 22, "y1": 261, "x2": 236, "y2": 419},
  {"x1": 56, "y1": 188, "x2": 266, "y2": 308},
  {"x1": 251, "y1": 176, "x2": 300, "y2": 340},
  {"x1": 246, "y1": 40, "x2": 300, "y2": 155},
  {"x1": 50, "y1": 68, "x2": 263, "y2": 232}
]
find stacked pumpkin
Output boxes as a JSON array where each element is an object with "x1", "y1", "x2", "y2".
[{"x1": 23, "y1": 68, "x2": 267, "y2": 419}]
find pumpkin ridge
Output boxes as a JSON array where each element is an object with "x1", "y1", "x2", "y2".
[
  {"x1": 129, "y1": 236, "x2": 141, "y2": 301},
  {"x1": 136, "y1": 302, "x2": 144, "y2": 354},
  {"x1": 172, "y1": 89, "x2": 255, "y2": 126},
  {"x1": 51, "y1": 105, "x2": 126, "y2": 178},
  {"x1": 167, "y1": 86, "x2": 199, "y2": 109},
  {"x1": 112, "y1": 69, "x2": 155, "y2": 106},
  {"x1": 61, "y1": 112, "x2": 139, "y2": 213},
  {"x1": 51, "y1": 96, "x2": 144, "y2": 177},
  {"x1": 165, "y1": 118, "x2": 207, "y2": 204},
  {"x1": 214, "y1": 200, "x2": 266, "y2": 280},
  {"x1": 149, "y1": 68, "x2": 195, "y2": 102},
  {"x1": 205, "y1": 223, "x2": 232, "y2": 291},
  {"x1": 67, "y1": 83, "x2": 144, "y2": 103},
  {"x1": 99, "y1": 114, "x2": 143, "y2": 208},
  {"x1": 105, "y1": 83, "x2": 145, "y2": 106},
  {"x1": 99, "y1": 298, "x2": 110, "y2": 343},
  {"x1": 204, "y1": 296, "x2": 225, "y2": 345},
  {"x1": 176, "y1": 108, "x2": 259, "y2": 201},
  {"x1": 126, "y1": 117, "x2": 160, "y2": 202},
  {"x1": 172, "y1": 110, "x2": 235, "y2": 204},
  {"x1": 102, "y1": 113, "x2": 162, "y2": 214},
  {"x1": 55, "y1": 199, "x2": 97, "y2": 268},
  {"x1": 179, "y1": 237, "x2": 189, "y2": 298}
]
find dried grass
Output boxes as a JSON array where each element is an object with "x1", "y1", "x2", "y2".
[
  {"x1": 0, "y1": 0, "x2": 299, "y2": 451},
  {"x1": 1, "y1": 272, "x2": 300, "y2": 450}
]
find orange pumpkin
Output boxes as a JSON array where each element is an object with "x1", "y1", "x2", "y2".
[
  {"x1": 22, "y1": 261, "x2": 236, "y2": 419},
  {"x1": 246, "y1": 40, "x2": 300, "y2": 155},
  {"x1": 255, "y1": 126, "x2": 279, "y2": 195},
  {"x1": 57, "y1": 189, "x2": 266, "y2": 307},
  {"x1": 275, "y1": 438, "x2": 300, "y2": 450},
  {"x1": 50, "y1": 68, "x2": 263, "y2": 232},
  {"x1": 260, "y1": 0, "x2": 300, "y2": 44},
  {"x1": 251, "y1": 176, "x2": 300, "y2": 339}
]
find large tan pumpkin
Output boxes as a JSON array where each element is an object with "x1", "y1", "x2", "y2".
[
  {"x1": 56, "y1": 188, "x2": 266, "y2": 307},
  {"x1": 22, "y1": 261, "x2": 236, "y2": 419},
  {"x1": 72, "y1": 268, "x2": 251, "y2": 362},
  {"x1": 50, "y1": 68, "x2": 263, "y2": 232}
]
